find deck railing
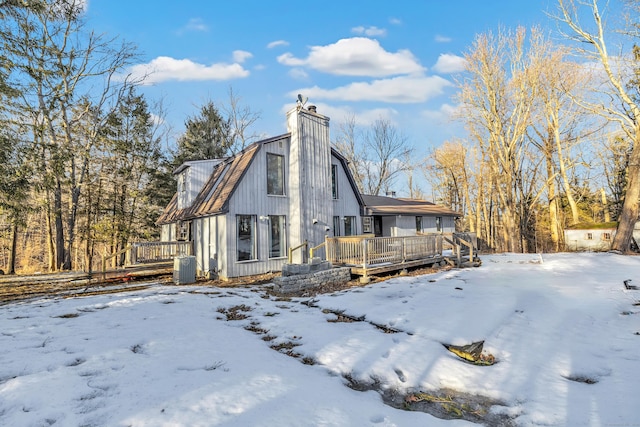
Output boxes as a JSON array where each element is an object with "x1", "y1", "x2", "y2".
[
  {"x1": 130, "y1": 241, "x2": 193, "y2": 264},
  {"x1": 326, "y1": 234, "x2": 443, "y2": 268}
]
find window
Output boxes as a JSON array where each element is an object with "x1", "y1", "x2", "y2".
[
  {"x1": 416, "y1": 216, "x2": 423, "y2": 233},
  {"x1": 333, "y1": 216, "x2": 341, "y2": 236},
  {"x1": 602, "y1": 232, "x2": 611, "y2": 241},
  {"x1": 436, "y1": 216, "x2": 442, "y2": 232},
  {"x1": 269, "y1": 215, "x2": 286, "y2": 258},
  {"x1": 177, "y1": 221, "x2": 191, "y2": 241},
  {"x1": 344, "y1": 216, "x2": 356, "y2": 236},
  {"x1": 331, "y1": 164, "x2": 339, "y2": 199},
  {"x1": 362, "y1": 216, "x2": 372, "y2": 234},
  {"x1": 237, "y1": 215, "x2": 257, "y2": 261},
  {"x1": 267, "y1": 153, "x2": 285, "y2": 195},
  {"x1": 586, "y1": 233, "x2": 593, "y2": 240}
]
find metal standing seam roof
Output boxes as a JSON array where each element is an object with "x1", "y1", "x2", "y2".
[{"x1": 156, "y1": 135, "x2": 286, "y2": 225}]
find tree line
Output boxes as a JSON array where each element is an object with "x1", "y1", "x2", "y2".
[
  {"x1": 419, "y1": 0, "x2": 640, "y2": 253},
  {"x1": 0, "y1": 1, "x2": 259, "y2": 274},
  {"x1": 1, "y1": 0, "x2": 638, "y2": 274}
]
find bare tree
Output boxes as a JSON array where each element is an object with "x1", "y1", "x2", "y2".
[
  {"x1": 222, "y1": 87, "x2": 262, "y2": 154},
  {"x1": 332, "y1": 114, "x2": 367, "y2": 192},
  {"x1": 363, "y1": 119, "x2": 414, "y2": 196},
  {"x1": 556, "y1": 0, "x2": 640, "y2": 252},
  {"x1": 456, "y1": 27, "x2": 540, "y2": 252}
]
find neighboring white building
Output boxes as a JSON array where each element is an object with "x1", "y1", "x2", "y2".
[
  {"x1": 157, "y1": 105, "x2": 459, "y2": 279},
  {"x1": 564, "y1": 223, "x2": 640, "y2": 251}
]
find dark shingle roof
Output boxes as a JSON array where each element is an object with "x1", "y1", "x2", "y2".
[{"x1": 361, "y1": 194, "x2": 460, "y2": 216}]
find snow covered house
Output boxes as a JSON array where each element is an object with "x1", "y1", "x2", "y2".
[{"x1": 157, "y1": 105, "x2": 459, "y2": 279}]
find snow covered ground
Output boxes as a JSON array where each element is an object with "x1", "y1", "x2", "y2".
[{"x1": 1, "y1": 252, "x2": 639, "y2": 426}]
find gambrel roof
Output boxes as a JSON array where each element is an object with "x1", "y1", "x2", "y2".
[
  {"x1": 156, "y1": 134, "x2": 285, "y2": 225},
  {"x1": 157, "y1": 135, "x2": 457, "y2": 226}
]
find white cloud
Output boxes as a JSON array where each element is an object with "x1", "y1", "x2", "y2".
[
  {"x1": 267, "y1": 40, "x2": 289, "y2": 49},
  {"x1": 435, "y1": 35, "x2": 452, "y2": 43},
  {"x1": 389, "y1": 17, "x2": 402, "y2": 25},
  {"x1": 184, "y1": 18, "x2": 209, "y2": 32},
  {"x1": 277, "y1": 37, "x2": 424, "y2": 77},
  {"x1": 421, "y1": 103, "x2": 460, "y2": 122},
  {"x1": 289, "y1": 75, "x2": 452, "y2": 104},
  {"x1": 288, "y1": 68, "x2": 309, "y2": 80},
  {"x1": 432, "y1": 53, "x2": 466, "y2": 74},
  {"x1": 126, "y1": 56, "x2": 250, "y2": 84},
  {"x1": 351, "y1": 26, "x2": 387, "y2": 37},
  {"x1": 280, "y1": 102, "x2": 398, "y2": 126},
  {"x1": 232, "y1": 50, "x2": 253, "y2": 63}
]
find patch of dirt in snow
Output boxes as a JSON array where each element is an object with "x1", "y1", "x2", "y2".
[{"x1": 345, "y1": 375, "x2": 518, "y2": 426}]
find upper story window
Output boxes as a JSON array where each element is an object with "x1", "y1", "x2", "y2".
[
  {"x1": 416, "y1": 216, "x2": 423, "y2": 232},
  {"x1": 331, "y1": 164, "x2": 339, "y2": 199},
  {"x1": 267, "y1": 153, "x2": 285, "y2": 195},
  {"x1": 436, "y1": 216, "x2": 442, "y2": 232}
]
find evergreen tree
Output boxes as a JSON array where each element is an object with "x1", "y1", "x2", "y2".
[{"x1": 173, "y1": 101, "x2": 232, "y2": 166}]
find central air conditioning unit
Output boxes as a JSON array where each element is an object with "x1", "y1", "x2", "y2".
[{"x1": 173, "y1": 255, "x2": 196, "y2": 284}]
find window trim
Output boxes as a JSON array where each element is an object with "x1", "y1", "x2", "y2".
[
  {"x1": 266, "y1": 153, "x2": 285, "y2": 196},
  {"x1": 344, "y1": 216, "x2": 356, "y2": 236},
  {"x1": 333, "y1": 216, "x2": 341, "y2": 236},
  {"x1": 268, "y1": 215, "x2": 287, "y2": 259},
  {"x1": 177, "y1": 220, "x2": 191, "y2": 241},
  {"x1": 236, "y1": 214, "x2": 257, "y2": 262},
  {"x1": 331, "y1": 164, "x2": 339, "y2": 199}
]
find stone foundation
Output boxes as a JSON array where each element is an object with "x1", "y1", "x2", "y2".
[
  {"x1": 273, "y1": 266, "x2": 352, "y2": 294},
  {"x1": 281, "y1": 257, "x2": 331, "y2": 276}
]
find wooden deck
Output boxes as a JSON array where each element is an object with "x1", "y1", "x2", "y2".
[{"x1": 325, "y1": 233, "x2": 478, "y2": 279}]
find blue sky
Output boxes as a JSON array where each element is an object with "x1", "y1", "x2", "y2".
[{"x1": 84, "y1": 0, "x2": 613, "y2": 194}]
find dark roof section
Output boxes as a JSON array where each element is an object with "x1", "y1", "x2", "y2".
[
  {"x1": 156, "y1": 193, "x2": 183, "y2": 225},
  {"x1": 156, "y1": 134, "x2": 290, "y2": 225},
  {"x1": 361, "y1": 194, "x2": 460, "y2": 217}
]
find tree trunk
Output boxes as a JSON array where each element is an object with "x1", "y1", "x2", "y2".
[
  {"x1": 611, "y1": 132, "x2": 640, "y2": 252},
  {"x1": 544, "y1": 149, "x2": 560, "y2": 251},
  {"x1": 7, "y1": 223, "x2": 18, "y2": 275},
  {"x1": 601, "y1": 188, "x2": 611, "y2": 223},
  {"x1": 54, "y1": 180, "x2": 66, "y2": 270}
]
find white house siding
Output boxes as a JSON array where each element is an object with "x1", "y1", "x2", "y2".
[
  {"x1": 331, "y1": 156, "x2": 361, "y2": 236},
  {"x1": 382, "y1": 216, "x2": 396, "y2": 236},
  {"x1": 177, "y1": 160, "x2": 221, "y2": 210},
  {"x1": 565, "y1": 225, "x2": 640, "y2": 252},
  {"x1": 192, "y1": 216, "x2": 225, "y2": 278},
  {"x1": 160, "y1": 224, "x2": 175, "y2": 242},
  {"x1": 287, "y1": 108, "x2": 333, "y2": 263},
  {"x1": 395, "y1": 216, "x2": 417, "y2": 237},
  {"x1": 225, "y1": 138, "x2": 292, "y2": 278},
  {"x1": 420, "y1": 216, "x2": 456, "y2": 234}
]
